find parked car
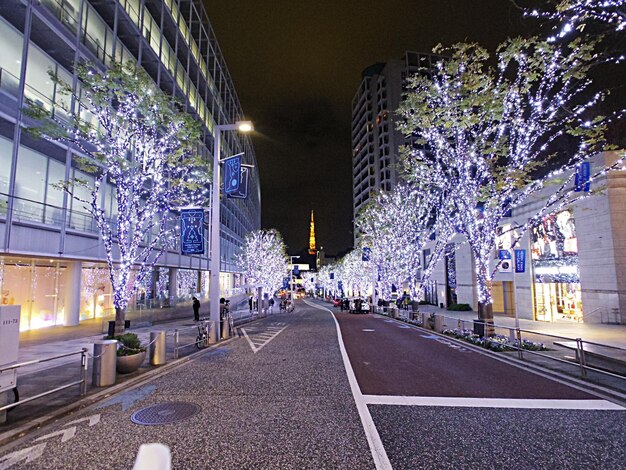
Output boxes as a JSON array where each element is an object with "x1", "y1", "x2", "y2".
[
  {"x1": 332, "y1": 298, "x2": 343, "y2": 308},
  {"x1": 349, "y1": 298, "x2": 369, "y2": 314}
]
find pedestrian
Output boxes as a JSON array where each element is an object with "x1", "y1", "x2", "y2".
[
  {"x1": 192, "y1": 296, "x2": 200, "y2": 321},
  {"x1": 248, "y1": 296, "x2": 253, "y2": 312},
  {"x1": 269, "y1": 297, "x2": 275, "y2": 312}
]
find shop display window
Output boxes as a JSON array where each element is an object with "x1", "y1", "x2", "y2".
[{"x1": 531, "y1": 210, "x2": 582, "y2": 322}]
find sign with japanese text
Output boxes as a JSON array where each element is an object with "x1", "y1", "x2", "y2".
[{"x1": 514, "y1": 249, "x2": 526, "y2": 273}]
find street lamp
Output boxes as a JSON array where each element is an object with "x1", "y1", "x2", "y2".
[
  {"x1": 209, "y1": 120, "x2": 254, "y2": 343},
  {"x1": 289, "y1": 255, "x2": 300, "y2": 303}
]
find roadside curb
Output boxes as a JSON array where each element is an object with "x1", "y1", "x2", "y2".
[
  {"x1": 0, "y1": 335, "x2": 239, "y2": 448},
  {"x1": 369, "y1": 311, "x2": 626, "y2": 407}
]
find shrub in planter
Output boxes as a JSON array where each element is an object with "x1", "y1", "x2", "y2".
[
  {"x1": 108, "y1": 333, "x2": 146, "y2": 374},
  {"x1": 113, "y1": 333, "x2": 146, "y2": 356},
  {"x1": 447, "y1": 303, "x2": 472, "y2": 311}
]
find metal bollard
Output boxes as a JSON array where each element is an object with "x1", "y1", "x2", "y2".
[
  {"x1": 221, "y1": 318, "x2": 230, "y2": 340},
  {"x1": 92, "y1": 339, "x2": 118, "y2": 387},
  {"x1": 150, "y1": 331, "x2": 167, "y2": 366}
]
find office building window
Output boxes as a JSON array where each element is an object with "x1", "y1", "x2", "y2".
[
  {"x1": 0, "y1": 18, "x2": 23, "y2": 96},
  {"x1": 14, "y1": 145, "x2": 47, "y2": 222}
]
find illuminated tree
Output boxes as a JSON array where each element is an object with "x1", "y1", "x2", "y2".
[
  {"x1": 356, "y1": 184, "x2": 452, "y2": 301},
  {"x1": 237, "y1": 229, "x2": 289, "y2": 296},
  {"x1": 398, "y1": 38, "x2": 624, "y2": 325},
  {"x1": 29, "y1": 61, "x2": 208, "y2": 334},
  {"x1": 336, "y1": 250, "x2": 372, "y2": 298},
  {"x1": 525, "y1": 0, "x2": 626, "y2": 40}
]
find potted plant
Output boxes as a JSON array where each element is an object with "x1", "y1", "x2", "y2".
[{"x1": 113, "y1": 333, "x2": 146, "y2": 374}]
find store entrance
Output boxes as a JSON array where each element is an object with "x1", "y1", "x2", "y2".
[{"x1": 534, "y1": 282, "x2": 582, "y2": 322}]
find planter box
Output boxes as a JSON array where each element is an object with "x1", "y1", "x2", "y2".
[{"x1": 116, "y1": 351, "x2": 146, "y2": 374}]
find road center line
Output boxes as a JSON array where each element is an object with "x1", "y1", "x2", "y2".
[
  {"x1": 362, "y1": 395, "x2": 625, "y2": 410},
  {"x1": 304, "y1": 300, "x2": 392, "y2": 470}
]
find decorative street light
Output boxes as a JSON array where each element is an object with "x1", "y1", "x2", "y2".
[
  {"x1": 209, "y1": 120, "x2": 253, "y2": 343},
  {"x1": 290, "y1": 255, "x2": 300, "y2": 304}
]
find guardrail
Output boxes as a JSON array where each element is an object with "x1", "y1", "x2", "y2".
[
  {"x1": 0, "y1": 348, "x2": 88, "y2": 413},
  {"x1": 172, "y1": 321, "x2": 211, "y2": 359}
]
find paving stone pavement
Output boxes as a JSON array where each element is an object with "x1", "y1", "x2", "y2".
[{"x1": 0, "y1": 303, "x2": 374, "y2": 469}]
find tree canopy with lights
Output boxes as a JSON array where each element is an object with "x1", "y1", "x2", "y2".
[
  {"x1": 525, "y1": 0, "x2": 626, "y2": 40},
  {"x1": 29, "y1": 61, "x2": 208, "y2": 334},
  {"x1": 237, "y1": 229, "x2": 288, "y2": 296},
  {"x1": 398, "y1": 37, "x2": 624, "y2": 323},
  {"x1": 355, "y1": 184, "x2": 452, "y2": 301}
]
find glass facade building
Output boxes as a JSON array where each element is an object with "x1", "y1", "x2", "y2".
[{"x1": 0, "y1": 0, "x2": 261, "y2": 330}]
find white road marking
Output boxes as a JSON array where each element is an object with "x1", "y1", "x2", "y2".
[
  {"x1": 241, "y1": 324, "x2": 288, "y2": 354},
  {"x1": 304, "y1": 300, "x2": 392, "y2": 470},
  {"x1": 362, "y1": 329, "x2": 375, "y2": 332},
  {"x1": 35, "y1": 427, "x2": 76, "y2": 444},
  {"x1": 0, "y1": 444, "x2": 46, "y2": 469},
  {"x1": 0, "y1": 414, "x2": 102, "y2": 469},
  {"x1": 362, "y1": 395, "x2": 625, "y2": 410}
]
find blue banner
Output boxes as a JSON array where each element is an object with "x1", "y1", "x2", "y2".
[
  {"x1": 180, "y1": 208, "x2": 204, "y2": 255},
  {"x1": 293, "y1": 265, "x2": 299, "y2": 275},
  {"x1": 514, "y1": 249, "x2": 526, "y2": 273},
  {"x1": 498, "y1": 249, "x2": 512, "y2": 260},
  {"x1": 330, "y1": 272, "x2": 334, "y2": 280},
  {"x1": 574, "y1": 162, "x2": 590, "y2": 192},
  {"x1": 227, "y1": 166, "x2": 249, "y2": 199},
  {"x1": 362, "y1": 247, "x2": 371, "y2": 262},
  {"x1": 223, "y1": 154, "x2": 241, "y2": 196}
]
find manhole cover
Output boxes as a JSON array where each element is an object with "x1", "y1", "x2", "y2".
[{"x1": 131, "y1": 402, "x2": 201, "y2": 426}]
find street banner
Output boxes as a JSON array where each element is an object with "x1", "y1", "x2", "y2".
[
  {"x1": 180, "y1": 208, "x2": 204, "y2": 255},
  {"x1": 514, "y1": 249, "x2": 526, "y2": 273},
  {"x1": 498, "y1": 249, "x2": 512, "y2": 260},
  {"x1": 574, "y1": 162, "x2": 590, "y2": 192},
  {"x1": 227, "y1": 165, "x2": 250, "y2": 199},
  {"x1": 362, "y1": 247, "x2": 371, "y2": 262},
  {"x1": 223, "y1": 154, "x2": 242, "y2": 196},
  {"x1": 330, "y1": 272, "x2": 334, "y2": 280},
  {"x1": 293, "y1": 265, "x2": 299, "y2": 275}
]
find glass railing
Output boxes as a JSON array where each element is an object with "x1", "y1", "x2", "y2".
[{"x1": 0, "y1": 68, "x2": 20, "y2": 99}]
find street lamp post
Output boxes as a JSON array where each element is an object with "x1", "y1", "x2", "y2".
[
  {"x1": 209, "y1": 120, "x2": 253, "y2": 343},
  {"x1": 290, "y1": 255, "x2": 300, "y2": 304}
]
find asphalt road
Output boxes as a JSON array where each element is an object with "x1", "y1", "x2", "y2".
[
  {"x1": 319, "y1": 301, "x2": 626, "y2": 470},
  {"x1": 0, "y1": 300, "x2": 625, "y2": 470}
]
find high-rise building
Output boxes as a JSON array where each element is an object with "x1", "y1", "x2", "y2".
[
  {"x1": 351, "y1": 51, "x2": 441, "y2": 244},
  {"x1": 0, "y1": 0, "x2": 261, "y2": 330}
]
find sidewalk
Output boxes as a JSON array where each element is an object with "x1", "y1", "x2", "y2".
[
  {"x1": 1, "y1": 303, "x2": 259, "y2": 434},
  {"x1": 412, "y1": 304, "x2": 626, "y2": 349}
]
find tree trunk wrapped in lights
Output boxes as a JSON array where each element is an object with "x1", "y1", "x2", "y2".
[
  {"x1": 28, "y1": 61, "x2": 208, "y2": 335},
  {"x1": 398, "y1": 38, "x2": 625, "y2": 327}
]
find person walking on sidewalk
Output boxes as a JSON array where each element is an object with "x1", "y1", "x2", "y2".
[
  {"x1": 248, "y1": 296, "x2": 253, "y2": 313},
  {"x1": 192, "y1": 296, "x2": 200, "y2": 321}
]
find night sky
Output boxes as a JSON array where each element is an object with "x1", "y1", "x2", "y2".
[{"x1": 206, "y1": 1, "x2": 531, "y2": 256}]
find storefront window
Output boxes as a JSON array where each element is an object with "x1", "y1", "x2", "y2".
[
  {"x1": 0, "y1": 258, "x2": 66, "y2": 330},
  {"x1": 531, "y1": 210, "x2": 582, "y2": 321},
  {"x1": 80, "y1": 265, "x2": 112, "y2": 320}
]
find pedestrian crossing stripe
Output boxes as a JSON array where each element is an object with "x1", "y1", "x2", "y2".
[{"x1": 241, "y1": 323, "x2": 288, "y2": 354}]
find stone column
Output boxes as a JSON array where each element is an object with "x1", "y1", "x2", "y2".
[
  {"x1": 64, "y1": 261, "x2": 82, "y2": 326},
  {"x1": 168, "y1": 268, "x2": 177, "y2": 304}
]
